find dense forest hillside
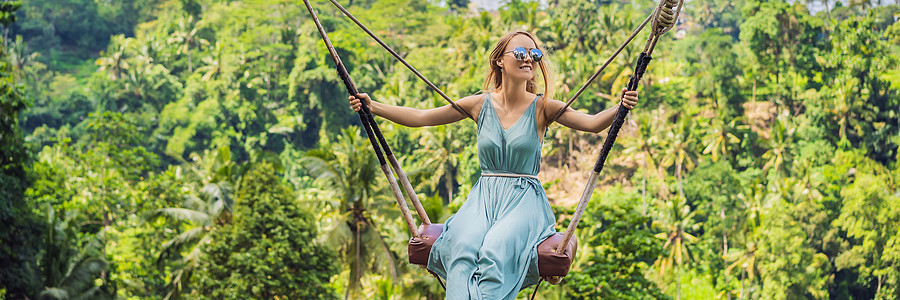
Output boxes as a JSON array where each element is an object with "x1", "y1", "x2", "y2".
[{"x1": 1, "y1": 0, "x2": 899, "y2": 299}]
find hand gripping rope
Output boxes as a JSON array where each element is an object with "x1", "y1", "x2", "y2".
[
  {"x1": 302, "y1": 0, "x2": 448, "y2": 289},
  {"x1": 539, "y1": 0, "x2": 684, "y2": 290},
  {"x1": 302, "y1": 0, "x2": 428, "y2": 237},
  {"x1": 326, "y1": 0, "x2": 474, "y2": 120}
]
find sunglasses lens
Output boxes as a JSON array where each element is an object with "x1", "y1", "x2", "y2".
[
  {"x1": 513, "y1": 47, "x2": 527, "y2": 60},
  {"x1": 530, "y1": 49, "x2": 543, "y2": 62}
]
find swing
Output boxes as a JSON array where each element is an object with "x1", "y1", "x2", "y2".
[{"x1": 303, "y1": 0, "x2": 683, "y2": 295}]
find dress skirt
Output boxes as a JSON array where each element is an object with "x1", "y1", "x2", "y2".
[{"x1": 426, "y1": 175, "x2": 556, "y2": 300}]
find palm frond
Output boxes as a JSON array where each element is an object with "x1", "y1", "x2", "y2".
[
  {"x1": 299, "y1": 155, "x2": 341, "y2": 182},
  {"x1": 158, "y1": 226, "x2": 208, "y2": 265},
  {"x1": 365, "y1": 218, "x2": 400, "y2": 282},
  {"x1": 317, "y1": 211, "x2": 353, "y2": 251},
  {"x1": 39, "y1": 287, "x2": 69, "y2": 300},
  {"x1": 59, "y1": 257, "x2": 106, "y2": 294},
  {"x1": 182, "y1": 195, "x2": 206, "y2": 211},
  {"x1": 202, "y1": 181, "x2": 234, "y2": 213},
  {"x1": 150, "y1": 208, "x2": 212, "y2": 225}
]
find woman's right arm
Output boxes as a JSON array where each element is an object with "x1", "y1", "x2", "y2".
[{"x1": 350, "y1": 93, "x2": 481, "y2": 127}]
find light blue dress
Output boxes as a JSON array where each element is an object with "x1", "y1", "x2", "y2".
[{"x1": 427, "y1": 94, "x2": 557, "y2": 299}]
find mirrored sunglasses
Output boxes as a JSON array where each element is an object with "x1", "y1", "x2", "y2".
[{"x1": 503, "y1": 47, "x2": 543, "y2": 62}]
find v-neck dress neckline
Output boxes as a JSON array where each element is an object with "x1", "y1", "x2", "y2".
[{"x1": 488, "y1": 93, "x2": 538, "y2": 132}]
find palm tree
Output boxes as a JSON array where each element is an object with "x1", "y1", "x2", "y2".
[
  {"x1": 149, "y1": 147, "x2": 237, "y2": 300},
  {"x1": 39, "y1": 206, "x2": 111, "y2": 300},
  {"x1": 659, "y1": 116, "x2": 700, "y2": 199},
  {"x1": 702, "y1": 116, "x2": 746, "y2": 164},
  {"x1": 737, "y1": 181, "x2": 769, "y2": 231},
  {"x1": 827, "y1": 74, "x2": 874, "y2": 146},
  {"x1": 96, "y1": 35, "x2": 132, "y2": 80},
  {"x1": 725, "y1": 181, "x2": 771, "y2": 299},
  {"x1": 7, "y1": 35, "x2": 39, "y2": 81},
  {"x1": 792, "y1": 157, "x2": 824, "y2": 203},
  {"x1": 653, "y1": 196, "x2": 699, "y2": 300},
  {"x1": 167, "y1": 16, "x2": 209, "y2": 73},
  {"x1": 412, "y1": 121, "x2": 470, "y2": 203},
  {"x1": 621, "y1": 114, "x2": 665, "y2": 213},
  {"x1": 301, "y1": 127, "x2": 402, "y2": 299},
  {"x1": 724, "y1": 241, "x2": 759, "y2": 299},
  {"x1": 197, "y1": 41, "x2": 225, "y2": 82},
  {"x1": 759, "y1": 113, "x2": 795, "y2": 177}
]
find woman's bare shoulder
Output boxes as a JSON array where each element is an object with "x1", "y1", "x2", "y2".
[
  {"x1": 456, "y1": 93, "x2": 490, "y2": 111},
  {"x1": 455, "y1": 93, "x2": 489, "y2": 121},
  {"x1": 458, "y1": 93, "x2": 488, "y2": 104},
  {"x1": 541, "y1": 97, "x2": 570, "y2": 117}
]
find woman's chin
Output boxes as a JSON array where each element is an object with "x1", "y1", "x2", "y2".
[{"x1": 509, "y1": 73, "x2": 533, "y2": 81}]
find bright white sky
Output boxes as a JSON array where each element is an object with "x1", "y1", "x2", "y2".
[
  {"x1": 468, "y1": 0, "x2": 547, "y2": 11},
  {"x1": 469, "y1": 0, "x2": 509, "y2": 11}
]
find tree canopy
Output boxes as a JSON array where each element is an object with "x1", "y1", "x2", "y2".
[{"x1": 1, "y1": 0, "x2": 899, "y2": 299}]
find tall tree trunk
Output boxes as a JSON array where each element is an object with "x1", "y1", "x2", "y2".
[
  {"x1": 345, "y1": 223, "x2": 362, "y2": 300},
  {"x1": 445, "y1": 167, "x2": 454, "y2": 203},
  {"x1": 356, "y1": 223, "x2": 361, "y2": 290},
  {"x1": 752, "y1": 81, "x2": 756, "y2": 103},
  {"x1": 676, "y1": 268, "x2": 681, "y2": 300},
  {"x1": 677, "y1": 162, "x2": 684, "y2": 199},
  {"x1": 102, "y1": 210, "x2": 110, "y2": 281},
  {"x1": 876, "y1": 274, "x2": 883, "y2": 295},
  {"x1": 721, "y1": 208, "x2": 728, "y2": 254},
  {"x1": 344, "y1": 275, "x2": 351, "y2": 300},
  {"x1": 568, "y1": 130, "x2": 574, "y2": 166},
  {"x1": 722, "y1": 208, "x2": 730, "y2": 299},
  {"x1": 642, "y1": 173, "x2": 647, "y2": 215}
]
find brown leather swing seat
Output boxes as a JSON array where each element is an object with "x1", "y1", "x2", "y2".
[{"x1": 408, "y1": 224, "x2": 577, "y2": 282}]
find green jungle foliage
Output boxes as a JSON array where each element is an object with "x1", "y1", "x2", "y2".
[{"x1": 0, "y1": 0, "x2": 898, "y2": 299}]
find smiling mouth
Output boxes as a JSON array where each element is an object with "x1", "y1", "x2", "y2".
[{"x1": 519, "y1": 66, "x2": 532, "y2": 71}]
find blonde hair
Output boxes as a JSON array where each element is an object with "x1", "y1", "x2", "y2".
[{"x1": 483, "y1": 31, "x2": 555, "y2": 104}]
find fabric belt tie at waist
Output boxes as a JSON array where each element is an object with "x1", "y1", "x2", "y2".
[
  {"x1": 481, "y1": 172, "x2": 540, "y2": 189},
  {"x1": 481, "y1": 172, "x2": 539, "y2": 180}
]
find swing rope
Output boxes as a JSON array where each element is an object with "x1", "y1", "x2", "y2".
[
  {"x1": 553, "y1": 0, "x2": 683, "y2": 257},
  {"x1": 302, "y1": 0, "x2": 426, "y2": 236},
  {"x1": 548, "y1": 13, "x2": 651, "y2": 124},
  {"x1": 326, "y1": 0, "x2": 474, "y2": 121},
  {"x1": 530, "y1": 279, "x2": 543, "y2": 300},
  {"x1": 302, "y1": 0, "x2": 447, "y2": 289}
]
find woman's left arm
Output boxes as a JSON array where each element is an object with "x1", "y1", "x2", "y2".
[{"x1": 545, "y1": 88, "x2": 638, "y2": 133}]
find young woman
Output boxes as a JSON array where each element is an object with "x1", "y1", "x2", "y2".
[{"x1": 349, "y1": 31, "x2": 638, "y2": 299}]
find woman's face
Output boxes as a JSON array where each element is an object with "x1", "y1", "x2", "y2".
[{"x1": 498, "y1": 34, "x2": 538, "y2": 82}]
